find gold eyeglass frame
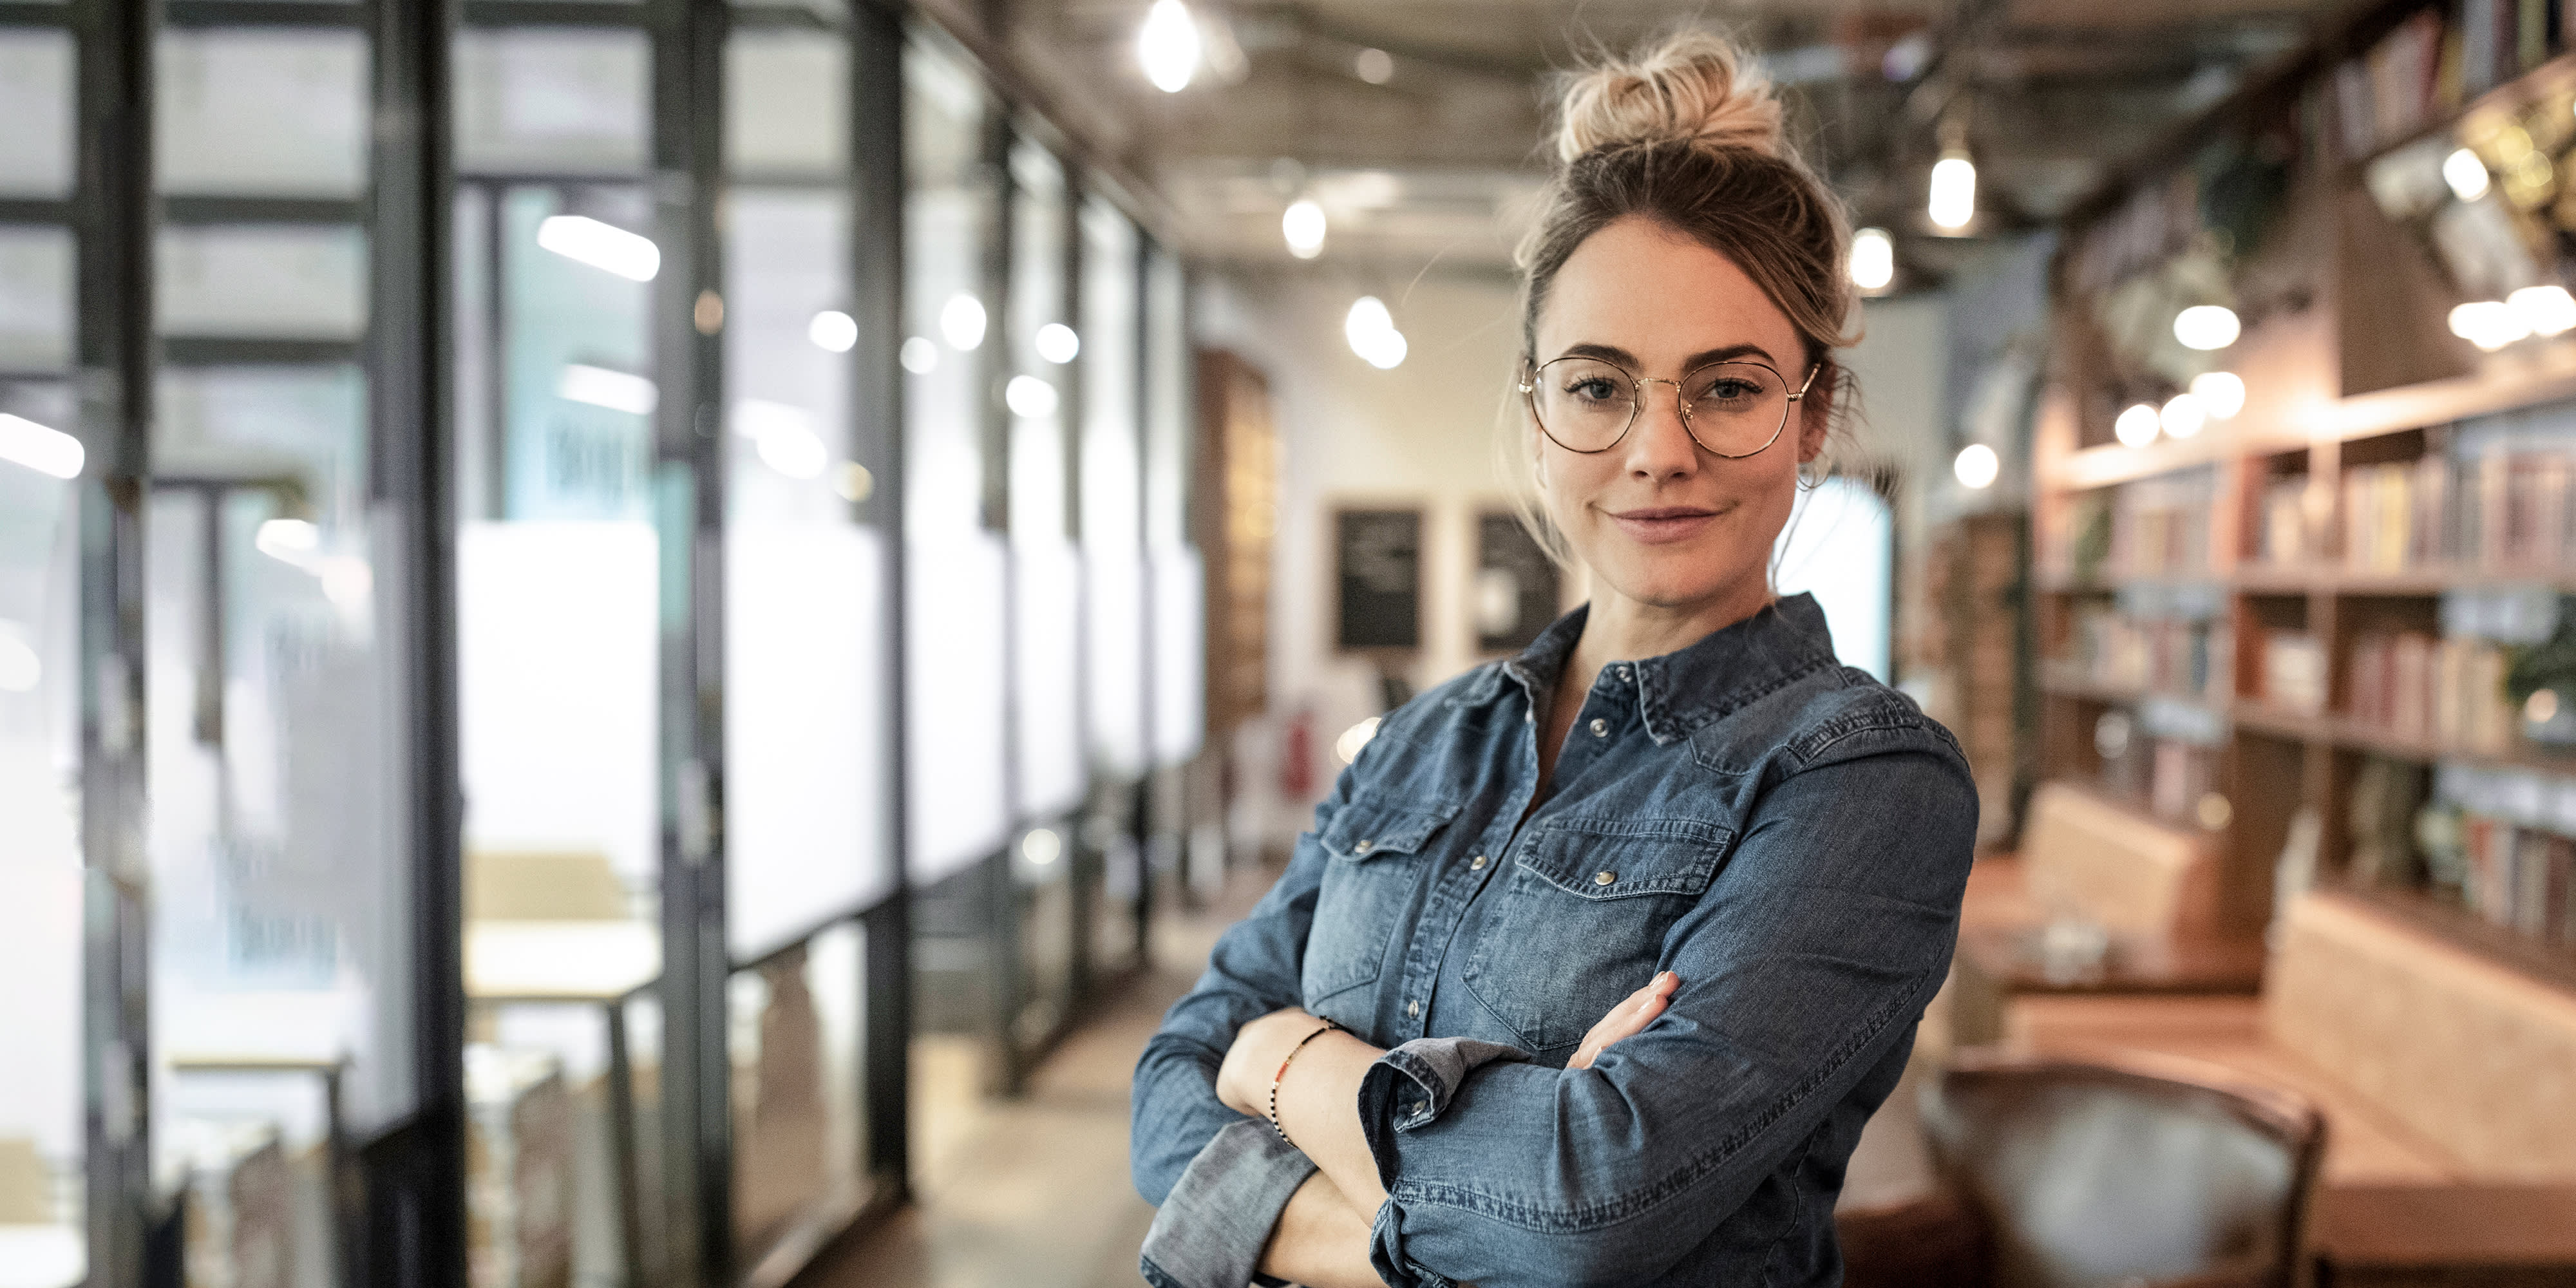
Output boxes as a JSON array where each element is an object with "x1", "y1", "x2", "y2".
[{"x1": 1518, "y1": 355, "x2": 1822, "y2": 459}]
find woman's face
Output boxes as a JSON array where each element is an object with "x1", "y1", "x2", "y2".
[{"x1": 1528, "y1": 216, "x2": 1826, "y2": 619}]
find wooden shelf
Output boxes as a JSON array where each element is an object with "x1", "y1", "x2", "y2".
[
  {"x1": 2044, "y1": 565, "x2": 2576, "y2": 597},
  {"x1": 2228, "y1": 702, "x2": 2576, "y2": 775}
]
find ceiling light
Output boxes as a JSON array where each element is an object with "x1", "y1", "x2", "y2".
[
  {"x1": 2443, "y1": 147, "x2": 2491, "y2": 202},
  {"x1": 2449, "y1": 299, "x2": 2527, "y2": 351},
  {"x1": 1138, "y1": 0, "x2": 1200, "y2": 93},
  {"x1": 1353, "y1": 47, "x2": 1394, "y2": 84},
  {"x1": 808, "y1": 310, "x2": 858, "y2": 352},
  {"x1": 255, "y1": 518, "x2": 319, "y2": 564},
  {"x1": 2114, "y1": 402, "x2": 2160, "y2": 448},
  {"x1": 536, "y1": 214, "x2": 659, "y2": 282},
  {"x1": 558, "y1": 364, "x2": 659, "y2": 416},
  {"x1": 2172, "y1": 305, "x2": 2240, "y2": 351},
  {"x1": 1006, "y1": 375, "x2": 1060, "y2": 419},
  {"x1": 1928, "y1": 154, "x2": 1975, "y2": 232},
  {"x1": 734, "y1": 400, "x2": 829, "y2": 480},
  {"x1": 2506, "y1": 284, "x2": 2576, "y2": 337},
  {"x1": 1345, "y1": 296, "x2": 1406, "y2": 369},
  {"x1": 940, "y1": 294, "x2": 987, "y2": 350},
  {"x1": 2189, "y1": 371, "x2": 2244, "y2": 419},
  {"x1": 1036, "y1": 322, "x2": 1081, "y2": 363},
  {"x1": 0, "y1": 413, "x2": 82, "y2": 480},
  {"x1": 1850, "y1": 227, "x2": 1894, "y2": 290},
  {"x1": 2160, "y1": 392, "x2": 2208, "y2": 439},
  {"x1": 900, "y1": 337, "x2": 938, "y2": 374},
  {"x1": 1020, "y1": 828, "x2": 1063, "y2": 865},
  {"x1": 1282, "y1": 199, "x2": 1327, "y2": 260},
  {"x1": 1953, "y1": 442, "x2": 1998, "y2": 489}
]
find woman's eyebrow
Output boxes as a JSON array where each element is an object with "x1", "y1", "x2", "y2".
[{"x1": 1553, "y1": 341, "x2": 1785, "y2": 370}]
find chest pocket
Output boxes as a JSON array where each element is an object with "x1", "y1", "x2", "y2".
[
  {"x1": 1302, "y1": 797, "x2": 1457, "y2": 1006},
  {"x1": 1462, "y1": 815, "x2": 1733, "y2": 1052}
]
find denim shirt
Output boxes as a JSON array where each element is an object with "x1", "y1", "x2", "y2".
[{"x1": 1132, "y1": 594, "x2": 1977, "y2": 1288}]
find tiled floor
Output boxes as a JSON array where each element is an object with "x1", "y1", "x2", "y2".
[{"x1": 804, "y1": 870, "x2": 1266, "y2": 1288}]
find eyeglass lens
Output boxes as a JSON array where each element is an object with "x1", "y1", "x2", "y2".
[{"x1": 1528, "y1": 357, "x2": 1791, "y2": 457}]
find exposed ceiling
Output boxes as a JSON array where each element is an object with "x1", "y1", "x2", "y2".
[{"x1": 984, "y1": 0, "x2": 2361, "y2": 281}]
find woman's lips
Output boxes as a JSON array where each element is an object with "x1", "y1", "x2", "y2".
[{"x1": 1606, "y1": 506, "x2": 1721, "y2": 544}]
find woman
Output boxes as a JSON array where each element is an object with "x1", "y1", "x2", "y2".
[{"x1": 1131, "y1": 30, "x2": 1976, "y2": 1288}]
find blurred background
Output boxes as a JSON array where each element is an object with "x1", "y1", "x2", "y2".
[{"x1": 4, "y1": 0, "x2": 2576, "y2": 1285}]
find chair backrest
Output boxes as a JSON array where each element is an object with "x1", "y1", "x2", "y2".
[
  {"x1": 466, "y1": 849, "x2": 630, "y2": 922},
  {"x1": 0, "y1": 1135, "x2": 52, "y2": 1224},
  {"x1": 1921, "y1": 1049, "x2": 2324, "y2": 1288},
  {"x1": 2021, "y1": 782, "x2": 2225, "y2": 938}
]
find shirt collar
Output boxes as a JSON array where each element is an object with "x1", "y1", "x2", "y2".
[{"x1": 1466, "y1": 593, "x2": 1839, "y2": 746}]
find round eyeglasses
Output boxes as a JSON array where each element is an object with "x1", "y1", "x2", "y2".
[{"x1": 1519, "y1": 355, "x2": 1820, "y2": 458}]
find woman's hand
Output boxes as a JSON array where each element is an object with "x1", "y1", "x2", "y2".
[
  {"x1": 1568, "y1": 971, "x2": 1679, "y2": 1070},
  {"x1": 1215, "y1": 1007, "x2": 1332, "y2": 1119}
]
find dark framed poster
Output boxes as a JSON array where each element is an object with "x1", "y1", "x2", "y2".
[
  {"x1": 1477, "y1": 511, "x2": 1560, "y2": 652},
  {"x1": 1334, "y1": 507, "x2": 1423, "y2": 652}
]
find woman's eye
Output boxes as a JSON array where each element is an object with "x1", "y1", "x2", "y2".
[
  {"x1": 1565, "y1": 378, "x2": 1620, "y2": 402},
  {"x1": 1698, "y1": 379, "x2": 1760, "y2": 403}
]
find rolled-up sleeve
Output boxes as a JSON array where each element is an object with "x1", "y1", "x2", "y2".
[
  {"x1": 1139, "y1": 1120, "x2": 1320, "y2": 1288},
  {"x1": 1360, "y1": 739, "x2": 1976, "y2": 1288}
]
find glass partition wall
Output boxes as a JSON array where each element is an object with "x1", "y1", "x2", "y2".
[{"x1": 8, "y1": 0, "x2": 1171, "y2": 1279}]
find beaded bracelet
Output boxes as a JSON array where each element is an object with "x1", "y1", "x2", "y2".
[{"x1": 1268, "y1": 1018, "x2": 1343, "y2": 1146}]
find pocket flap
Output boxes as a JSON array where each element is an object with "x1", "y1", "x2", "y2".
[
  {"x1": 1517, "y1": 816, "x2": 1732, "y2": 899},
  {"x1": 1320, "y1": 799, "x2": 1459, "y2": 860}
]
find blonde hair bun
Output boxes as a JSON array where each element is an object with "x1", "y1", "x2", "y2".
[{"x1": 1553, "y1": 30, "x2": 1785, "y2": 164}]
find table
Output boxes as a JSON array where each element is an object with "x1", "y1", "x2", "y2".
[
  {"x1": 2312, "y1": 1184, "x2": 2576, "y2": 1286},
  {"x1": 0, "y1": 1225, "x2": 82, "y2": 1288},
  {"x1": 1949, "y1": 923, "x2": 2270, "y2": 1047},
  {"x1": 466, "y1": 920, "x2": 662, "y2": 1285}
]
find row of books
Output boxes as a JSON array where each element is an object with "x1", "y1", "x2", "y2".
[
  {"x1": 2099, "y1": 734, "x2": 2222, "y2": 828},
  {"x1": 2347, "y1": 629, "x2": 2524, "y2": 752},
  {"x1": 2108, "y1": 471, "x2": 2219, "y2": 579},
  {"x1": 2338, "y1": 453, "x2": 2576, "y2": 574},
  {"x1": 2065, "y1": 609, "x2": 2233, "y2": 705},
  {"x1": 2331, "y1": 1, "x2": 2562, "y2": 164},
  {"x1": 2429, "y1": 804, "x2": 2576, "y2": 943}
]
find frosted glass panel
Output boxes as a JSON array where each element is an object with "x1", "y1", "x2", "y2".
[
  {"x1": 907, "y1": 535, "x2": 1009, "y2": 882},
  {"x1": 0, "y1": 227, "x2": 72, "y2": 372},
  {"x1": 0, "y1": 31, "x2": 73, "y2": 198},
  {"x1": 457, "y1": 522, "x2": 660, "y2": 889},
  {"x1": 157, "y1": 28, "x2": 368, "y2": 196},
  {"x1": 155, "y1": 365, "x2": 364, "y2": 481},
  {"x1": 1079, "y1": 201, "x2": 1144, "y2": 776},
  {"x1": 725, "y1": 32, "x2": 845, "y2": 178},
  {"x1": 158, "y1": 225, "x2": 368, "y2": 339},
  {"x1": 1014, "y1": 538, "x2": 1082, "y2": 819},
  {"x1": 500, "y1": 185, "x2": 653, "y2": 520},
  {"x1": 1772, "y1": 477, "x2": 1893, "y2": 682},
  {"x1": 456, "y1": 30, "x2": 649, "y2": 175},
  {"x1": 0, "y1": 449, "x2": 85, "y2": 1271}
]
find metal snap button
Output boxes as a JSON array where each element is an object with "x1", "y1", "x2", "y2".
[
  {"x1": 1469, "y1": 854, "x2": 1486, "y2": 870},
  {"x1": 1593, "y1": 870, "x2": 1615, "y2": 886},
  {"x1": 1615, "y1": 665, "x2": 1632, "y2": 681},
  {"x1": 1353, "y1": 838, "x2": 1373, "y2": 853},
  {"x1": 1406, "y1": 999, "x2": 1420, "y2": 1018},
  {"x1": 1589, "y1": 717, "x2": 1608, "y2": 737}
]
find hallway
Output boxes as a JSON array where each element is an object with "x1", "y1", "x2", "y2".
[{"x1": 807, "y1": 871, "x2": 1267, "y2": 1288}]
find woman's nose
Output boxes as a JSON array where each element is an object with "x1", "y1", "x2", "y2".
[{"x1": 1624, "y1": 381, "x2": 1699, "y2": 477}]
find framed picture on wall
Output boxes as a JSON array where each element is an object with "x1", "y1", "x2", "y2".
[
  {"x1": 1475, "y1": 510, "x2": 1560, "y2": 652},
  {"x1": 1333, "y1": 506, "x2": 1423, "y2": 654}
]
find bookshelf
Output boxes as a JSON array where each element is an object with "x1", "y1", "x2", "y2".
[{"x1": 2039, "y1": 0, "x2": 2576, "y2": 983}]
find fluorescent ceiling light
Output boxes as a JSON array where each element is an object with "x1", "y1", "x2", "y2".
[
  {"x1": 0, "y1": 413, "x2": 82, "y2": 480},
  {"x1": 2443, "y1": 148, "x2": 2491, "y2": 202},
  {"x1": 536, "y1": 215, "x2": 660, "y2": 282},
  {"x1": 900, "y1": 337, "x2": 938, "y2": 374},
  {"x1": 2160, "y1": 392, "x2": 2208, "y2": 439},
  {"x1": 1006, "y1": 375, "x2": 1061, "y2": 419},
  {"x1": 734, "y1": 400, "x2": 829, "y2": 480},
  {"x1": 2506, "y1": 284, "x2": 2576, "y2": 337},
  {"x1": 1138, "y1": 0, "x2": 1200, "y2": 93},
  {"x1": 558, "y1": 364, "x2": 659, "y2": 416},
  {"x1": 2449, "y1": 299, "x2": 2527, "y2": 351}
]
